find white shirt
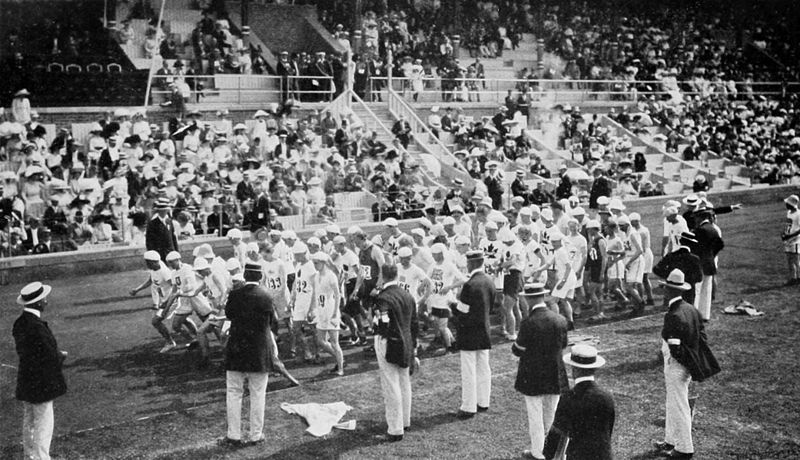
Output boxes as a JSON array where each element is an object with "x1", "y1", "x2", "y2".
[
  {"x1": 149, "y1": 260, "x2": 173, "y2": 306},
  {"x1": 574, "y1": 376, "x2": 596, "y2": 384},
  {"x1": 785, "y1": 209, "x2": 800, "y2": 245},
  {"x1": 427, "y1": 261, "x2": 465, "y2": 309},
  {"x1": 397, "y1": 262, "x2": 429, "y2": 302},
  {"x1": 23, "y1": 308, "x2": 41, "y2": 318},
  {"x1": 293, "y1": 260, "x2": 316, "y2": 308},
  {"x1": 664, "y1": 215, "x2": 689, "y2": 254}
]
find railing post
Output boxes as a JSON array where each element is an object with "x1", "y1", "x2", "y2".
[
  {"x1": 452, "y1": 34, "x2": 461, "y2": 60},
  {"x1": 237, "y1": 74, "x2": 242, "y2": 105}
]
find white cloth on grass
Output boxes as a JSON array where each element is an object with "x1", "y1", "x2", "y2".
[{"x1": 280, "y1": 401, "x2": 354, "y2": 437}]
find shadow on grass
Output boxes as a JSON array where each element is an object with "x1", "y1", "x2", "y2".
[
  {"x1": 63, "y1": 305, "x2": 151, "y2": 320},
  {"x1": 613, "y1": 324, "x2": 662, "y2": 336}
]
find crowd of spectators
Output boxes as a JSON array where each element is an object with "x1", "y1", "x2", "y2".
[
  {"x1": 0, "y1": 98, "x2": 439, "y2": 258},
  {"x1": 536, "y1": 0, "x2": 796, "y2": 86}
]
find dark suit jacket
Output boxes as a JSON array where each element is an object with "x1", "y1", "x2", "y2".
[
  {"x1": 512, "y1": 306, "x2": 569, "y2": 396},
  {"x1": 13, "y1": 311, "x2": 68, "y2": 404},
  {"x1": 145, "y1": 216, "x2": 178, "y2": 261},
  {"x1": 454, "y1": 271, "x2": 495, "y2": 350},
  {"x1": 250, "y1": 194, "x2": 271, "y2": 232},
  {"x1": 375, "y1": 284, "x2": 419, "y2": 368},
  {"x1": 662, "y1": 298, "x2": 720, "y2": 381},
  {"x1": 692, "y1": 220, "x2": 724, "y2": 275},
  {"x1": 225, "y1": 283, "x2": 273, "y2": 373},
  {"x1": 653, "y1": 248, "x2": 703, "y2": 302},
  {"x1": 544, "y1": 380, "x2": 615, "y2": 460}
]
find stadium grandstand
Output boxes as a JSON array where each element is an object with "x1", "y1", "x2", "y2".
[{"x1": 0, "y1": 0, "x2": 798, "y2": 259}]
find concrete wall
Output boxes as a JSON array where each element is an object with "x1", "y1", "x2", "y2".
[{"x1": 3, "y1": 184, "x2": 797, "y2": 285}]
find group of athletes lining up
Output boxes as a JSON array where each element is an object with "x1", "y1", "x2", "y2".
[{"x1": 128, "y1": 190, "x2": 723, "y2": 382}]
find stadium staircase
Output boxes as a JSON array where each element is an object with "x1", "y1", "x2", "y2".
[{"x1": 600, "y1": 116, "x2": 753, "y2": 190}]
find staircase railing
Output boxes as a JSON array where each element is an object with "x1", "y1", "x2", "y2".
[
  {"x1": 386, "y1": 89, "x2": 467, "y2": 175},
  {"x1": 349, "y1": 91, "x2": 440, "y2": 188}
]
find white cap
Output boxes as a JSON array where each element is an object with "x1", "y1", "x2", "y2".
[
  {"x1": 292, "y1": 242, "x2": 309, "y2": 254},
  {"x1": 549, "y1": 231, "x2": 564, "y2": 242},
  {"x1": 225, "y1": 258, "x2": 241, "y2": 271},
  {"x1": 499, "y1": 228, "x2": 516, "y2": 243},
  {"x1": 333, "y1": 235, "x2": 347, "y2": 244},
  {"x1": 143, "y1": 250, "x2": 160, "y2": 262},
  {"x1": 384, "y1": 217, "x2": 398, "y2": 227},
  {"x1": 226, "y1": 228, "x2": 243, "y2": 239},
  {"x1": 313, "y1": 229, "x2": 326, "y2": 239},
  {"x1": 307, "y1": 236, "x2": 321, "y2": 247},
  {"x1": 585, "y1": 219, "x2": 601, "y2": 229},
  {"x1": 629, "y1": 212, "x2": 641, "y2": 221},
  {"x1": 455, "y1": 235, "x2": 470, "y2": 245},
  {"x1": 596, "y1": 196, "x2": 610, "y2": 206},
  {"x1": 411, "y1": 228, "x2": 425, "y2": 238},
  {"x1": 193, "y1": 258, "x2": 211, "y2": 271},
  {"x1": 663, "y1": 206, "x2": 679, "y2": 216},
  {"x1": 540, "y1": 208, "x2": 554, "y2": 221},
  {"x1": 347, "y1": 226, "x2": 363, "y2": 236},
  {"x1": 246, "y1": 242, "x2": 260, "y2": 253},
  {"x1": 326, "y1": 224, "x2": 341, "y2": 234},
  {"x1": 485, "y1": 221, "x2": 498, "y2": 231},
  {"x1": 311, "y1": 251, "x2": 329, "y2": 262},
  {"x1": 519, "y1": 207, "x2": 532, "y2": 216},
  {"x1": 570, "y1": 207, "x2": 586, "y2": 217},
  {"x1": 442, "y1": 216, "x2": 456, "y2": 226},
  {"x1": 282, "y1": 230, "x2": 297, "y2": 240},
  {"x1": 617, "y1": 215, "x2": 631, "y2": 225},
  {"x1": 397, "y1": 247, "x2": 413, "y2": 258},
  {"x1": 166, "y1": 251, "x2": 181, "y2": 262},
  {"x1": 431, "y1": 243, "x2": 447, "y2": 254},
  {"x1": 529, "y1": 204, "x2": 541, "y2": 214}
]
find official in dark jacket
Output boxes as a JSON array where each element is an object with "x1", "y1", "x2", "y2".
[
  {"x1": 653, "y1": 232, "x2": 703, "y2": 303},
  {"x1": 220, "y1": 263, "x2": 274, "y2": 447},
  {"x1": 655, "y1": 269, "x2": 720, "y2": 459},
  {"x1": 453, "y1": 250, "x2": 496, "y2": 418},
  {"x1": 692, "y1": 209, "x2": 724, "y2": 321},
  {"x1": 513, "y1": 284, "x2": 569, "y2": 460},
  {"x1": 543, "y1": 344, "x2": 615, "y2": 460},
  {"x1": 373, "y1": 263, "x2": 419, "y2": 442},
  {"x1": 145, "y1": 197, "x2": 179, "y2": 262},
  {"x1": 13, "y1": 282, "x2": 67, "y2": 460}
]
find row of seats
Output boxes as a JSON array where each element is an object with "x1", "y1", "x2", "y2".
[{"x1": 44, "y1": 63, "x2": 124, "y2": 73}]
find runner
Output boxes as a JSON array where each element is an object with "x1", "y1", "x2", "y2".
[
  {"x1": 289, "y1": 243, "x2": 318, "y2": 362},
  {"x1": 160, "y1": 251, "x2": 213, "y2": 347},
  {"x1": 129, "y1": 250, "x2": 176, "y2": 353},
  {"x1": 309, "y1": 252, "x2": 345, "y2": 375}
]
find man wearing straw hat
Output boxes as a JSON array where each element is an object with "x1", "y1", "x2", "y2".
[
  {"x1": 13, "y1": 281, "x2": 67, "y2": 460},
  {"x1": 781, "y1": 194, "x2": 800, "y2": 285},
  {"x1": 146, "y1": 197, "x2": 179, "y2": 262},
  {"x1": 512, "y1": 283, "x2": 568, "y2": 460},
  {"x1": 542, "y1": 343, "x2": 615, "y2": 460},
  {"x1": 654, "y1": 269, "x2": 719, "y2": 459}
]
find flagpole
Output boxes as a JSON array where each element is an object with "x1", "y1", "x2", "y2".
[{"x1": 142, "y1": 0, "x2": 167, "y2": 109}]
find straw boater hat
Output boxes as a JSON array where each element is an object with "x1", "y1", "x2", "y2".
[
  {"x1": 661, "y1": 269, "x2": 691, "y2": 291},
  {"x1": 17, "y1": 282, "x2": 52, "y2": 306},
  {"x1": 563, "y1": 343, "x2": 606, "y2": 368},
  {"x1": 520, "y1": 283, "x2": 548, "y2": 298},
  {"x1": 153, "y1": 197, "x2": 172, "y2": 209}
]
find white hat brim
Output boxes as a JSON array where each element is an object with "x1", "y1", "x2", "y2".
[
  {"x1": 17, "y1": 284, "x2": 52, "y2": 306},
  {"x1": 563, "y1": 352, "x2": 606, "y2": 368}
]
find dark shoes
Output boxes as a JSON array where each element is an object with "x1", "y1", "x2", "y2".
[
  {"x1": 217, "y1": 437, "x2": 245, "y2": 448},
  {"x1": 654, "y1": 442, "x2": 693, "y2": 458},
  {"x1": 375, "y1": 433, "x2": 403, "y2": 443},
  {"x1": 653, "y1": 441, "x2": 675, "y2": 452},
  {"x1": 456, "y1": 410, "x2": 476, "y2": 419},
  {"x1": 247, "y1": 438, "x2": 265, "y2": 447},
  {"x1": 477, "y1": 406, "x2": 489, "y2": 413}
]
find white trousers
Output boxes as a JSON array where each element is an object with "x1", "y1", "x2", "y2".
[
  {"x1": 460, "y1": 349, "x2": 491, "y2": 413},
  {"x1": 226, "y1": 371, "x2": 269, "y2": 442},
  {"x1": 663, "y1": 341, "x2": 694, "y2": 454},
  {"x1": 22, "y1": 400, "x2": 53, "y2": 460},
  {"x1": 524, "y1": 394, "x2": 560, "y2": 458},
  {"x1": 694, "y1": 275, "x2": 713, "y2": 320},
  {"x1": 375, "y1": 336, "x2": 411, "y2": 436}
]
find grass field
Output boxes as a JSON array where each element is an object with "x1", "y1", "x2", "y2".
[{"x1": 1, "y1": 201, "x2": 799, "y2": 459}]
